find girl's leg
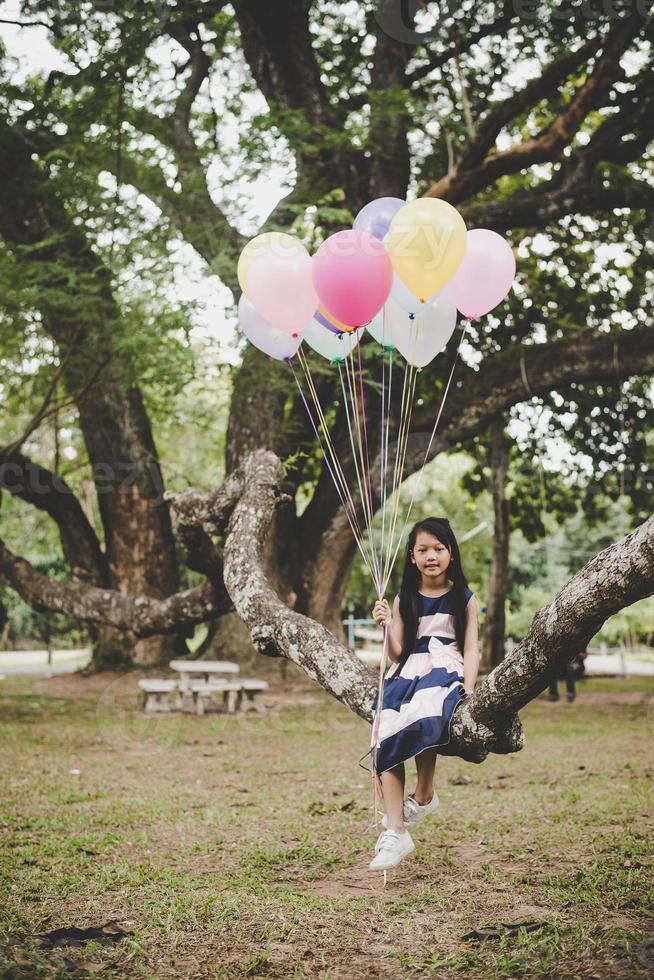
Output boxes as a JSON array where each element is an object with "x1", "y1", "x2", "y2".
[
  {"x1": 412, "y1": 747, "x2": 438, "y2": 805},
  {"x1": 379, "y1": 763, "x2": 405, "y2": 833}
]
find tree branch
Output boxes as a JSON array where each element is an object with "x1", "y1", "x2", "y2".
[
  {"x1": 426, "y1": 14, "x2": 646, "y2": 203},
  {"x1": 451, "y1": 514, "x2": 654, "y2": 761},
  {"x1": 223, "y1": 450, "x2": 374, "y2": 715},
  {"x1": 452, "y1": 35, "x2": 603, "y2": 175},
  {"x1": 0, "y1": 450, "x2": 107, "y2": 585},
  {"x1": 0, "y1": 538, "x2": 228, "y2": 635},
  {"x1": 461, "y1": 179, "x2": 654, "y2": 233},
  {"x1": 223, "y1": 450, "x2": 654, "y2": 764},
  {"x1": 406, "y1": 1, "x2": 517, "y2": 85},
  {"x1": 415, "y1": 324, "x2": 654, "y2": 442},
  {"x1": 233, "y1": 0, "x2": 335, "y2": 127}
]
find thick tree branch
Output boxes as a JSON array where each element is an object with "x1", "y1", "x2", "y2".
[
  {"x1": 223, "y1": 450, "x2": 654, "y2": 763},
  {"x1": 0, "y1": 450, "x2": 107, "y2": 585},
  {"x1": 164, "y1": 470, "x2": 244, "y2": 578},
  {"x1": 451, "y1": 514, "x2": 654, "y2": 760},
  {"x1": 232, "y1": 0, "x2": 335, "y2": 127},
  {"x1": 427, "y1": 15, "x2": 646, "y2": 203},
  {"x1": 0, "y1": 538, "x2": 229, "y2": 635},
  {"x1": 223, "y1": 451, "x2": 374, "y2": 715},
  {"x1": 0, "y1": 461, "x2": 253, "y2": 631},
  {"x1": 453, "y1": 35, "x2": 603, "y2": 175},
  {"x1": 423, "y1": 324, "x2": 654, "y2": 443},
  {"x1": 461, "y1": 180, "x2": 654, "y2": 233}
]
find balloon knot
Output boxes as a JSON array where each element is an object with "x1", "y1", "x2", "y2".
[
  {"x1": 409, "y1": 313, "x2": 416, "y2": 320},
  {"x1": 291, "y1": 331, "x2": 299, "y2": 338}
]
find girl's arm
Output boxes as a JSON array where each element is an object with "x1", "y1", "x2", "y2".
[
  {"x1": 372, "y1": 596, "x2": 404, "y2": 663},
  {"x1": 462, "y1": 595, "x2": 480, "y2": 695},
  {"x1": 386, "y1": 595, "x2": 405, "y2": 663}
]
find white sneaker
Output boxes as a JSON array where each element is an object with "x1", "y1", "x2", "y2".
[
  {"x1": 380, "y1": 792, "x2": 439, "y2": 830},
  {"x1": 369, "y1": 829, "x2": 415, "y2": 871}
]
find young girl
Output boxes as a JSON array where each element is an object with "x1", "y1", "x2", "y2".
[{"x1": 367, "y1": 516, "x2": 479, "y2": 872}]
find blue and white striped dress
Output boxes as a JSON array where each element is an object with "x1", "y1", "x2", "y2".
[{"x1": 369, "y1": 586, "x2": 473, "y2": 775}]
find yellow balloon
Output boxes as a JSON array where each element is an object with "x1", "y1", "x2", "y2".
[
  {"x1": 387, "y1": 199, "x2": 467, "y2": 301},
  {"x1": 237, "y1": 233, "x2": 302, "y2": 298},
  {"x1": 318, "y1": 303, "x2": 355, "y2": 333}
]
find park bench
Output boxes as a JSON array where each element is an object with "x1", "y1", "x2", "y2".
[
  {"x1": 138, "y1": 679, "x2": 180, "y2": 713},
  {"x1": 240, "y1": 678, "x2": 269, "y2": 712}
]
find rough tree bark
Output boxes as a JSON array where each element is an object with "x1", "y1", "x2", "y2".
[{"x1": 482, "y1": 420, "x2": 510, "y2": 670}]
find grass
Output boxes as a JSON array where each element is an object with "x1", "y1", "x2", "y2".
[{"x1": 0, "y1": 667, "x2": 652, "y2": 978}]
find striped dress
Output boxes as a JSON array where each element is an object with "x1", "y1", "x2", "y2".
[{"x1": 368, "y1": 586, "x2": 473, "y2": 775}]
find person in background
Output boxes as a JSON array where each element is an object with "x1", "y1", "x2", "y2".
[{"x1": 548, "y1": 650, "x2": 588, "y2": 702}]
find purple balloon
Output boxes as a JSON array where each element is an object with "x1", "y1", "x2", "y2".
[
  {"x1": 354, "y1": 197, "x2": 405, "y2": 242},
  {"x1": 314, "y1": 308, "x2": 342, "y2": 335}
]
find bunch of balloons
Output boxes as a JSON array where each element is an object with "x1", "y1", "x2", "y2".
[{"x1": 236, "y1": 196, "x2": 516, "y2": 368}]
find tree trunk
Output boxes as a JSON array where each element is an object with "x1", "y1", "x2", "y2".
[
  {"x1": 0, "y1": 118, "x2": 184, "y2": 668},
  {"x1": 482, "y1": 420, "x2": 510, "y2": 669}
]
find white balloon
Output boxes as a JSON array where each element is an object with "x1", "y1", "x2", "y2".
[
  {"x1": 366, "y1": 302, "x2": 405, "y2": 350},
  {"x1": 239, "y1": 295, "x2": 302, "y2": 360},
  {"x1": 303, "y1": 320, "x2": 359, "y2": 362},
  {"x1": 390, "y1": 294, "x2": 458, "y2": 368}
]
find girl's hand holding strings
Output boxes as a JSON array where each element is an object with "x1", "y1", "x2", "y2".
[{"x1": 372, "y1": 599, "x2": 391, "y2": 628}]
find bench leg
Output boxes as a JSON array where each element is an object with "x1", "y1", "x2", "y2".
[
  {"x1": 239, "y1": 691, "x2": 266, "y2": 713},
  {"x1": 179, "y1": 688, "x2": 194, "y2": 712},
  {"x1": 226, "y1": 689, "x2": 238, "y2": 714}
]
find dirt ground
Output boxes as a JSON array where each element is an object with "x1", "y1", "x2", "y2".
[{"x1": 1, "y1": 663, "x2": 653, "y2": 979}]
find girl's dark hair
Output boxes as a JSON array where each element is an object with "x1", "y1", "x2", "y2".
[{"x1": 395, "y1": 517, "x2": 469, "y2": 675}]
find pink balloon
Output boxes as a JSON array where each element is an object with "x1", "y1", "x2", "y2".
[
  {"x1": 312, "y1": 230, "x2": 393, "y2": 327},
  {"x1": 248, "y1": 244, "x2": 317, "y2": 336},
  {"x1": 443, "y1": 229, "x2": 516, "y2": 319}
]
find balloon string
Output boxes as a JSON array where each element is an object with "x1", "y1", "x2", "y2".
[
  {"x1": 383, "y1": 364, "x2": 417, "y2": 586},
  {"x1": 380, "y1": 343, "x2": 394, "y2": 591},
  {"x1": 381, "y1": 316, "x2": 471, "y2": 594},
  {"x1": 290, "y1": 355, "x2": 376, "y2": 582},
  {"x1": 369, "y1": 618, "x2": 390, "y2": 832},
  {"x1": 379, "y1": 336, "x2": 387, "y2": 592},
  {"x1": 381, "y1": 360, "x2": 409, "y2": 588},
  {"x1": 297, "y1": 347, "x2": 356, "y2": 521},
  {"x1": 382, "y1": 359, "x2": 415, "y2": 586},
  {"x1": 342, "y1": 351, "x2": 376, "y2": 576},
  {"x1": 345, "y1": 344, "x2": 374, "y2": 537},
  {"x1": 344, "y1": 345, "x2": 378, "y2": 587},
  {"x1": 298, "y1": 352, "x2": 374, "y2": 580},
  {"x1": 355, "y1": 332, "x2": 379, "y2": 590},
  {"x1": 337, "y1": 362, "x2": 371, "y2": 556}
]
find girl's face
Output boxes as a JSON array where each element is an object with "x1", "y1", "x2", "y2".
[{"x1": 410, "y1": 530, "x2": 452, "y2": 581}]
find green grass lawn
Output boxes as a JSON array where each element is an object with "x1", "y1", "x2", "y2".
[{"x1": 1, "y1": 667, "x2": 652, "y2": 979}]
